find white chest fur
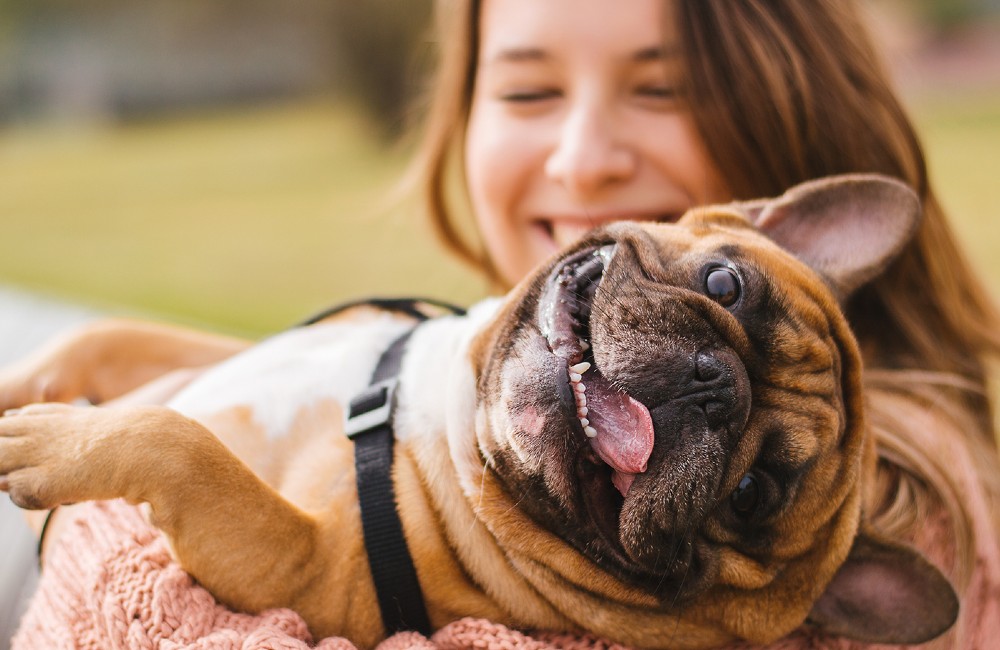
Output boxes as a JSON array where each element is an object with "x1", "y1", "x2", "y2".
[
  {"x1": 166, "y1": 300, "x2": 502, "y2": 446},
  {"x1": 168, "y1": 313, "x2": 414, "y2": 441}
]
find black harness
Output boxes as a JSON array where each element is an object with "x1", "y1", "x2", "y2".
[{"x1": 312, "y1": 298, "x2": 465, "y2": 636}]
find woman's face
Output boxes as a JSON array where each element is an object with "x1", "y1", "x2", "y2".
[{"x1": 465, "y1": 0, "x2": 730, "y2": 287}]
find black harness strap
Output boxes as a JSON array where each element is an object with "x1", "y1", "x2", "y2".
[
  {"x1": 341, "y1": 297, "x2": 465, "y2": 636},
  {"x1": 299, "y1": 296, "x2": 466, "y2": 327},
  {"x1": 346, "y1": 329, "x2": 428, "y2": 635}
]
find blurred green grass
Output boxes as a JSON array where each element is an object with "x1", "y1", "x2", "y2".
[
  {"x1": 0, "y1": 99, "x2": 487, "y2": 336},
  {"x1": 916, "y1": 93, "x2": 1000, "y2": 290},
  {"x1": 0, "y1": 94, "x2": 998, "y2": 336}
]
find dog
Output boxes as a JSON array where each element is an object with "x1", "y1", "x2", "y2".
[{"x1": 0, "y1": 174, "x2": 959, "y2": 649}]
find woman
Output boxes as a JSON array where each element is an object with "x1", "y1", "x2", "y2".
[
  {"x1": 6, "y1": 1, "x2": 1000, "y2": 648},
  {"x1": 412, "y1": 1, "x2": 1000, "y2": 647}
]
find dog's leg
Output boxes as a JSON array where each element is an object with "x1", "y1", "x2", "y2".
[
  {"x1": 0, "y1": 319, "x2": 251, "y2": 410},
  {"x1": 0, "y1": 403, "x2": 324, "y2": 616}
]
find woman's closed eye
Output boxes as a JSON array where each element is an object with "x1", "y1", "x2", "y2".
[
  {"x1": 636, "y1": 85, "x2": 677, "y2": 99},
  {"x1": 633, "y1": 84, "x2": 680, "y2": 109},
  {"x1": 498, "y1": 88, "x2": 561, "y2": 103}
]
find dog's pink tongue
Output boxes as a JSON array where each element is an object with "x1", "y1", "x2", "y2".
[{"x1": 585, "y1": 374, "x2": 654, "y2": 497}]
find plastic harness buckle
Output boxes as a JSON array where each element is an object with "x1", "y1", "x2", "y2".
[{"x1": 346, "y1": 379, "x2": 398, "y2": 439}]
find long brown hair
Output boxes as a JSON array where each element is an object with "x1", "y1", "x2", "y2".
[
  {"x1": 674, "y1": 2, "x2": 999, "y2": 420},
  {"x1": 408, "y1": 0, "x2": 1000, "y2": 632}
]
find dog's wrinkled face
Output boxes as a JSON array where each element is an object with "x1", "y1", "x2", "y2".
[
  {"x1": 476, "y1": 213, "x2": 863, "y2": 600},
  {"x1": 466, "y1": 176, "x2": 957, "y2": 645}
]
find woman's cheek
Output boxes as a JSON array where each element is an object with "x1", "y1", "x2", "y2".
[
  {"x1": 466, "y1": 107, "x2": 506, "y2": 210},
  {"x1": 466, "y1": 102, "x2": 564, "y2": 285},
  {"x1": 468, "y1": 112, "x2": 529, "y2": 217}
]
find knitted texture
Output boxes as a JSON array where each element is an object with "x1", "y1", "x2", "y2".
[{"x1": 12, "y1": 493, "x2": 998, "y2": 650}]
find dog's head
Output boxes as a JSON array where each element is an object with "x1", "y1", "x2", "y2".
[{"x1": 467, "y1": 174, "x2": 958, "y2": 647}]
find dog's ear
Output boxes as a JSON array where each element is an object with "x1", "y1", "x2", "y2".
[
  {"x1": 747, "y1": 174, "x2": 922, "y2": 300},
  {"x1": 807, "y1": 529, "x2": 959, "y2": 644}
]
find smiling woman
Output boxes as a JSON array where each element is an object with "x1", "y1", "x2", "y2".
[{"x1": 463, "y1": 0, "x2": 727, "y2": 287}]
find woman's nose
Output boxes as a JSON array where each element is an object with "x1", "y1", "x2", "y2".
[{"x1": 545, "y1": 103, "x2": 636, "y2": 198}]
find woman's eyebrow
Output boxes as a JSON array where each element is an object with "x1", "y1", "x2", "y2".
[
  {"x1": 633, "y1": 46, "x2": 678, "y2": 62},
  {"x1": 483, "y1": 45, "x2": 677, "y2": 66},
  {"x1": 485, "y1": 47, "x2": 548, "y2": 64}
]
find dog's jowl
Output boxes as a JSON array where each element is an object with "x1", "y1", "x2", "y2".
[{"x1": 0, "y1": 174, "x2": 959, "y2": 648}]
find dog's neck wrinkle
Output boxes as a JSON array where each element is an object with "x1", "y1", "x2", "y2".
[
  {"x1": 394, "y1": 299, "x2": 502, "y2": 445},
  {"x1": 392, "y1": 300, "x2": 578, "y2": 628}
]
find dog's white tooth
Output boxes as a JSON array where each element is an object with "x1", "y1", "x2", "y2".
[
  {"x1": 584, "y1": 425, "x2": 598, "y2": 438},
  {"x1": 577, "y1": 407, "x2": 589, "y2": 417},
  {"x1": 580, "y1": 418, "x2": 590, "y2": 427},
  {"x1": 574, "y1": 382, "x2": 586, "y2": 393},
  {"x1": 569, "y1": 372, "x2": 582, "y2": 382},
  {"x1": 579, "y1": 340, "x2": 590, "y2": 351},
  {"x1": 578, "y1": 394, "x2": 587, "y2": 407},
  {"x1": 569, "y1": 362, "x2": 591, "y2": 374}
]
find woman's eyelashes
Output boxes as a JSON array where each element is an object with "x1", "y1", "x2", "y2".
[
  {"x1": 637, "y1": 84, "x2": 674, "y2": 96},
  {"x1": 498, "y1": 88, "x2": 561, "y2": 103},
  {"x1": 636, "y1": 85, "x2": 677, "y2": 100},
  {"x1": 631, "y1": 79, "x2": 681, "y2": 109},
  {"x1": 497, "y1": 86, "x2": 678, "y2": 104}
]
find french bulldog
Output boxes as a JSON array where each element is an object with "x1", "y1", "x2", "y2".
[{"x1": 0, "y1": 174, "x2": 958, "y2": 648}]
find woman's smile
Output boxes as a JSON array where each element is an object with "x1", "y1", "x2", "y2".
[{"x1": 531, "y1": 210, "x2": 684, "y2": 251}]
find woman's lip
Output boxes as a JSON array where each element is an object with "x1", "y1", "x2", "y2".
[
  {"x1": 533, "y1": 212, "x2": 683, "y2": 249},
  {"x1": 537, "y1": 211, "x2": 683, "y2": 224}
]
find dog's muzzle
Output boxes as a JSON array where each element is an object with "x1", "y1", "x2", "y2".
[{"x1": 533, "y1": 234, "x2": 753, "y2": 588}]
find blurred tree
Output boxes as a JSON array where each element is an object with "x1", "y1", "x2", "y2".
[
  {"x1": 328, "y1": 0, "x2": 434, "y2": 138},
  {"x1": 0, "y1": 0, "x2": 435, "y2": 134},
  {"x1": 912, "y1": 0, "x2": 998, "y2": 31}
]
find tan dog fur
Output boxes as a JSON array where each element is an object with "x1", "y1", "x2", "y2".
[{"x1": 0, "y1": 175, "x2": 958, "y2": 648}]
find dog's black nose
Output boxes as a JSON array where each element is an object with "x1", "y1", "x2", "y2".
[
  {"x1": 693, "y1": 350, "x2": 738, "y2": 430},
  {"x1": 643, "y1": 347, "x2": 750, "y2": 448}
]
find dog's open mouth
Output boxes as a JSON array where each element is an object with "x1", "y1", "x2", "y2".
[{"x1": 537, "y1": 245, "x2": 655, "y2": 512}]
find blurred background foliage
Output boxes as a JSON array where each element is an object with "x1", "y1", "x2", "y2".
[
  {"x1": 0, "y1": 0, "x2": 998, "y2": 336},
  {"x1": 913, "y1": 0, "x2": 1000, "y2": 30},
  {"x1": 0, "y1": 0, "x2": 433, "y2": 135}
]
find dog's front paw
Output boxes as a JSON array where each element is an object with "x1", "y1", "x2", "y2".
[
  {"x1": 0, "y1": 403, "x2": 130, "y2": 510},
  {"x1": 0, "y1": 362, "x2": 81, "y2": 413}
]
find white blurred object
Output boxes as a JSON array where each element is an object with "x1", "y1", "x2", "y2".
[{"x1": 0, "y1": 286, "x2": 97, "y2": 650}]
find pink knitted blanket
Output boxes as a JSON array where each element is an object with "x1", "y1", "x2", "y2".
[{"x1": 12, "y1": 496, "x2": 995, "y2": 649}]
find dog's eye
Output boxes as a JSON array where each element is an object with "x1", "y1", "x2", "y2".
[
  {"x1": 705, "y1": 267, "x2": 741, "y2": 308},
  {"x1": 731, "y1": 473, "x2": 760, "y2": 516}
]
